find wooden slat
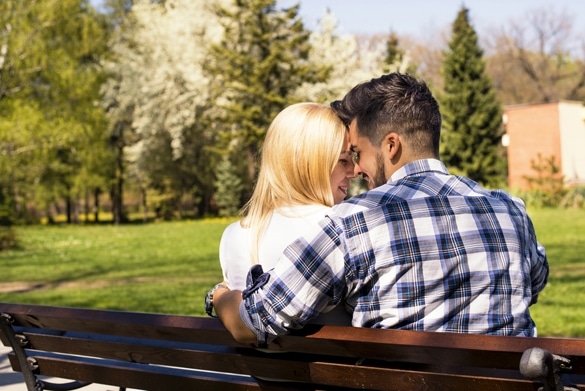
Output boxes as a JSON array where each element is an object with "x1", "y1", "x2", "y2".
[
  {"x1": 16, "y1": 331, "x2": 348, "y2": 383},
  {"x1": 277, "y1": 324, "x2": 585, "y2": 371},
  {"x1": 8, "y1": 352, "x2": 311, "y2": 391},
  {"x1": 4, "y1": 302, "x2": 585, "y2": 367},
  {"x1": 7, "y1": 351, "x2": 548, "y2": 391},
  {"x1": 307, "y1": 362, "x2": 542, "y2": 391},
  {"x1": 2, "y1": 302, "x2": 585, "y2": 391},
  {"x1": 1, "y1": 302, "x2": 238, "y2": 346}
]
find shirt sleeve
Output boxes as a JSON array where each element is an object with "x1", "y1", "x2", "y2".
[
  {"x1": 240, "y1": 216, "x2": 349, "y2": 343},
  {"x1": 523, "y1": 211, "x2": 548, "y2": 305},
  {"x1": 529, "y1": 240, "x2": 548, "y2": 305}
]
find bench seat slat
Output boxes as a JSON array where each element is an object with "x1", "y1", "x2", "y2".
[
  {"x1": 8, "y1": 351, "x2": 550, "y2": 391},
  {"x1": 17, "y1": 332, "x2": 359, "y2": 383},
  {"x1": 2, "y1": 303, "x2": 585, "y2": 391},
  {"x1": 8, "y1": 352, "x2": 311, "y2": 391}
]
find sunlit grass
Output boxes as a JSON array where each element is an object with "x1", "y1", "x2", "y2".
[
  {"x1": 527, "y1": 208, "x2": 585, "y2": 337},
  {"x1": 0, "y1": 218, "x2": 236, "y2": 315}
]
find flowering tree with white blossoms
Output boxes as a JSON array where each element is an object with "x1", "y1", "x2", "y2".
[
  {"x1": 294, "y1": 11, "x2": 411, "y2": 104},
  {"x1": 102, "y1": 0, "x2": 227, "y2": 218}
]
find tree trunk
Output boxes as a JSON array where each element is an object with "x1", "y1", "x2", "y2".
[{"x1": 93, "y1": 187, "x2": 100, "y2": 223}]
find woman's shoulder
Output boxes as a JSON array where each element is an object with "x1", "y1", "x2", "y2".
[
  {"x1": 219, "y1": 220, "x2": 248, "y2": 256},
  {"x1": 221, "y1": 219, "x2": 246, "y2": 238},
  {"x1": 275, "y1": 204, "x2": 332, "y2": 222}
]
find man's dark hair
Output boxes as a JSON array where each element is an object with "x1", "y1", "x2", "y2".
[{"x1": 331, "y1": 73, "x2": 441, "y2": 156}]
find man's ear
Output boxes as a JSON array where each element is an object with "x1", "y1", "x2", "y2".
[{"x1": 385, "y1": 133, "x2": 401, "y2": 161}]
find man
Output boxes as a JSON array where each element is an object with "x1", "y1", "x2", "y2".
[{"x1": 208, "y1": 73, "x2": 549, "y2": 346}]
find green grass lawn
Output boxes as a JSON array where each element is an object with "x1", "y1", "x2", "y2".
[
  {"x1": 526, "y1": 208, "x2": 585, "y2": 337},
  {"x1": 0, "y1": 208, "x2": 583, "y2": 337},
  {"x1": 0, "y1": 218, "x2": 235, "y2": 315}
]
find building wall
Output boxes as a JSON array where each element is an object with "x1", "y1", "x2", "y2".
[
  {"x1": 504, "y1": 102, "x2": 562, "y2": 190},
  {"x1": 558, "y1": 102, "x2": 585, "y2": 185},
  {"x1": 504, "y1": 101, "x2": 585, "y2": 190}
]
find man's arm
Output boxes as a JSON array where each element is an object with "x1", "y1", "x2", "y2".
[{"x1": 213, "y1": 286, "x2": 257, "y2": 345}]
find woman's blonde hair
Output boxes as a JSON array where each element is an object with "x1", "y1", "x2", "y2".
[{"x1": 241, "y1": 102, "x2": 347, "y2": 265}]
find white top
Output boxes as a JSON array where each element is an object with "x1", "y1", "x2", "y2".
[{"x1": 219, "y1": 204, "x2": 351, "y2": 325}]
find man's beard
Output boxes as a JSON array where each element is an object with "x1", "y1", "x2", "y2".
[{"x1": 372, "y1": 152, "x2": 388, "y2": 188}]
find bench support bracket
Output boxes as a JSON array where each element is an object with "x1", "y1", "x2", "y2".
[
  {"x1": 520, "y1": 347, "x2": 580, "y2": 391},
  {"x1": 0, "y1": 312, "x2": 92, "y2": 391}
]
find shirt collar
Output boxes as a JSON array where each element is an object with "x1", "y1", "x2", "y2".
[{"x1": 390, "y1": 159, "x2": 449, "y2": 183}]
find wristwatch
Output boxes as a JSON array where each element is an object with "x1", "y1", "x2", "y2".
[{"x1": 205, "y1": 283, "x2": 227, "y2": 317}]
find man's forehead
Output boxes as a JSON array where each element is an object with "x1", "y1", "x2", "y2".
[{"x1": 348, "y1": 120, "x2": 360, "y2": 149}]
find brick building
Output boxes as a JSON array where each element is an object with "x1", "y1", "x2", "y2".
[{"x1": 503, "y1": 101, "x2": 585, "y2": 190}]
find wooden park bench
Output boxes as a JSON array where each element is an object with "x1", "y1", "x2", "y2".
[{"x1": 1, "y1": 302, "x2": 584, "y2": 391}]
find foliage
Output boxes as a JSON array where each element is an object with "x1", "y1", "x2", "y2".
[
  {"x1": 486, "y1": 6, "x2": 585, "y2": 105},
  {"x1": 383, "y1": 31, "x2": 416, "y2": 75},
  {"x1": 206, "y1": 0, "x2": 322, "y2": 196},
  {"x1": 440, "y1": 7, "x2": 506, "y2": 188},
  {"x1": 0, "y1": 0, "x2": 112, "y2": 224},
  {"x1": 293, "y1": 11, "x2": 404, "y2": 104},
  {"x1": 1, "y1": 1, "x2": 584, "y2": 224},
  {"x1": 560, "y1": 185, "x2": 585, "y2": 209},
  {"x1": 0, "y1": 226, "x2": 18, "y2": 250},
  {"x1": 214, "y1": 155, "x2": 244, "y2": 217},
  {"x1": 521, "y1": 153, "x2": 566, "y2": 207},
  {"x1": 101, "y1": 0, "x2": 223, "y2": 219}
]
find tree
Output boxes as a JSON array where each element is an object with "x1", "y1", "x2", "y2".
[
  {"x1": 382, "y1": 31, "x2": 416, "y2": 75},
  {"x1": 294, "y1": 11, "x2": 403, "y2": 104},
  {"x1": 485, "y1": 6, "x2": 585, "y2": 105},
  {"x1": 0, "y1": 0, "x2": 111, "y2": 224},
  {"x1": 101, "y1": 0, "x2": 222, "y2": 219},
  {"x1": 523, "y1": 153, "x2": 566, "y2": 207},
  {"x1": 214, "y1": 155, "x2": 244, "y2": 217},
  {"x1": 440, "y1": 7, "x2": 506, "y2": 188},
  {"x1": 207, "y1": 0, "x2": 322, "y2": 197}
]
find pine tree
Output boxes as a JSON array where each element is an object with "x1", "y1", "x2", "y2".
[
  {"x1": 207, "y1": 0, "x2": 323, "y2": 195},
  {"x1": 214, "y1": 155, "x2": 244, "y2": 217},
  {"x1": 440, "y1": 7, "x2": 506, "y2": 188},
  {"x1": 383, "y1": 31, "x2": 415, "y2": 75}
]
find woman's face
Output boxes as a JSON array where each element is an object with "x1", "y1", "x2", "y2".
[{"x1": 330, "y1": 134, "x2": 356, "y2": 204}]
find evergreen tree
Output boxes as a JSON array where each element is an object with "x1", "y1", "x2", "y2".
[
  {"x1": 383, "y1": 31, "x2": 415, "y2": 75},
  {"x1": 207, "y1": 0, "x2": 323, "y2": 197},
  {"x1": 440, "y1": 7, "x2": 506, "y2": 188},
  {"x1": 214, "y1": 154, "x2": 244, "y2": 217}
]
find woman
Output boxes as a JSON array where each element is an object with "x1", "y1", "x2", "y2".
[{"x1": 218, "y1": 102, "x2": 355, "y2": 324}]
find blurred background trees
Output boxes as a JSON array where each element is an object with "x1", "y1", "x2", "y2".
[{"x1": 0, "y1": 0, "x2": 583, "y2": 229}]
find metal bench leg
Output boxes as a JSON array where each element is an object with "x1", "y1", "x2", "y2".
[{"x1": 0, "y1": 313, "x2": 44, "y2": 390}]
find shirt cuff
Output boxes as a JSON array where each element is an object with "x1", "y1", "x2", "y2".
[{"x1": 239, "y1": 299, "x2": 269, "y2": 348}]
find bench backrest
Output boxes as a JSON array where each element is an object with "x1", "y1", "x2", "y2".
[{"x1": 1, "y1": 302, "x2": 584, "y2": 391}]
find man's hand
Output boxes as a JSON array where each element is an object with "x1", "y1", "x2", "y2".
[{"x1": 213, "y1": 285, "x2": 257, "y2": 345}]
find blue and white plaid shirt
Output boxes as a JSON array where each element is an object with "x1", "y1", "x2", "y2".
[{"x1": 240, "y1": 159, "x2": 548, "y2": 344}]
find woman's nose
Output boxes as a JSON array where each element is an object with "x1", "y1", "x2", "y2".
[
  {"x1": 346, "y1": 161, "x2": 358, "y2": 178},
  {"x1": 352, "y1": 163, "x2": 362, "y2": 178}
]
